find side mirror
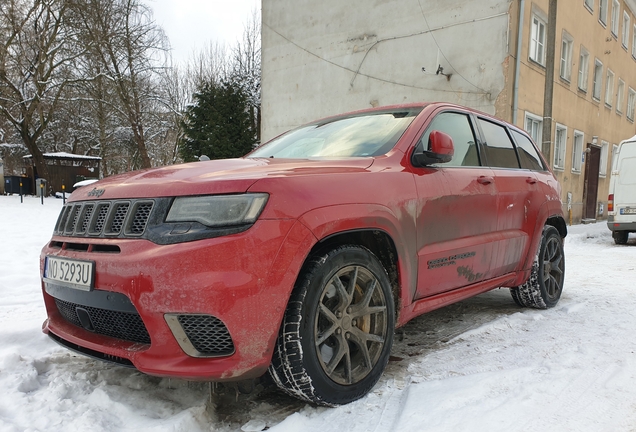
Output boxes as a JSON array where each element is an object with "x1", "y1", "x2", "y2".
[{"x1": 412, "y1": 130, "x2": 455, "y2": 167}]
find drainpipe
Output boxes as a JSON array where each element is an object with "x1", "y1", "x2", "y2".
[
  {"x1": 541, "y1": 0, "x2": 558, "y2": 161},
  {"x1": 512, "y1": 0, "x2": 525, "y2": 125}
]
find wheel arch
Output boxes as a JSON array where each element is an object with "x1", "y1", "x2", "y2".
[
  {"x1": 545, "y1": 215, "x2": 567, "y2": 239},
  {"x1": 311, "y1": 229, "x2": 401, "y2": 320},
  {"x1": 296, "y1": 203, "x2": 419, "y2": 321}
]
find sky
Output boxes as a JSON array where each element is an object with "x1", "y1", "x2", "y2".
[
  {"x1": 2, "y1": 194, "x2": 636, "y2": 431},
  {"x1": 149, "y1": 0, "x2": 261, "y2": 64}
]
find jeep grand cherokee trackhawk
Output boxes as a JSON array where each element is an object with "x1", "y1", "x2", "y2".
[{"x1": 40, "y1": 103, "x2": 566, "y2": 406}]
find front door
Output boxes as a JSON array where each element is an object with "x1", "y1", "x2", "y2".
[
  {"x1": 411, "y1": 111, "x2": 499, "y2": 299},
  {"x1": 583, "y1": 145, "x2": 601, "y2": 219}
]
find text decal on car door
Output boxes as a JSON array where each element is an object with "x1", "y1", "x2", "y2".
[{"x1": 427, "y1": 251, "x2": 476, "y2": 269}]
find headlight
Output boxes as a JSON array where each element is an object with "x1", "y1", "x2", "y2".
[{"x1": 166, "y1": 193, "x2": 269, "y2": 227}]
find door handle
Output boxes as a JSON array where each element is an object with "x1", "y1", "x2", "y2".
[
  {"x1": 526, "y1": 177, "x2": 538, "y2": 185},
  {"x1": 477, "y1": 176, "x2": 493, "y2": 185}
]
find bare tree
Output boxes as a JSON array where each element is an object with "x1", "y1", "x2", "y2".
[
  {"x1": 72, "y1": 0, "x2": 168, "y2": 169},
  {"x1": 0, "y1": 0, "x2": 84, "y2": 187},
  {"x1": 185, "y1": 41, "x2": 229, "y2": 90},
  {"x1": 230, "y1": 9, "x2": 261, "y2": 143}
]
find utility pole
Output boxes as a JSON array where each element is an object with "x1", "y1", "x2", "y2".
[{"x1": 542, "y1": 0, "x2": 558, "y2": 161}]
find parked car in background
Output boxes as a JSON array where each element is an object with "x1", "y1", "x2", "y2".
[
  {"x1": 40, "y1": 103, "x2": 566, "y2": 406},
  {"x1": 608, "y1": 135, "x2": 636, "y2": 244}
]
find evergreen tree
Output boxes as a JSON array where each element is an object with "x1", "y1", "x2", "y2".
[{"x1": 179, "y1": 81, "x2": 256, "y2": 161}]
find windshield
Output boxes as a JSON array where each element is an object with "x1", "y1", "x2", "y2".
[{"x1": 249, "y1": 109, "x2": 421, "y2": 159}]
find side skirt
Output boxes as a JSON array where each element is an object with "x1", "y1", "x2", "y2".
[{"x1": 398, "y1": 272, "x2": 518, "y2": 326}]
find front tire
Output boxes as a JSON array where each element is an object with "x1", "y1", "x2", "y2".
[
  {"x1": 511, "y1": 225, "x2": 565, "y2": 309},
  {"x1": 269, "y1": 245, "x2": 395, "y2": 406}
]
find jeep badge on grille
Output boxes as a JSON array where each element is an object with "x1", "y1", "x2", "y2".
[{"x1": 87, "y1": 188, "x2": 105, "y2": 197}]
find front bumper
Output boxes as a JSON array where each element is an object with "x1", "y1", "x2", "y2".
[{"x1": 41, "y1": 218, "x2": 316, "y2": 381}]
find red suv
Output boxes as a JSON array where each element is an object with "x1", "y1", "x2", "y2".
[{"x1": 40, "y1": 103, "x2": 566, "y2": 406}]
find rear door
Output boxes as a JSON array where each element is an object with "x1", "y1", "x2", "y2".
[
  {"x1": 476, "y1": 119, "x2": 545, "y2": 276},
  {"x1": 411, "y1": 110, "x2": 499, "y2": 299},
  {"x1": 613, "y1": 141, "x2": 636, "y2": 221}
]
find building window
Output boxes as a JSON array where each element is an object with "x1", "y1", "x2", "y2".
[
  {"x1": 592, "y1": 59, "x2": 603, "y2": 100},
  {"x1": 572, "y1": 131, "x2": 584, "y2": 173},
  {"x1": 600, "y1": 0, "x2": 608, "y2": 25},
  {"x1": 554, "y1": 125, "x2": 567, "y2": 170},
  {"x1": 628, "y1": 88, "x2": 636, "y2": 121},
  {"x1": 617, "y1": 79, "x2": 625, "y2": 113},
  {"x1": 633, "y1": 24, "x2": 636, "y2": 57},
  {"x1": 524, "y1": 112, "x2": 543, "y2": 144},
  {"x1": 578, "y1": 47, "x2": 589, "y2": 91},
  {"x1": 530, "y1": 15, "x2": 546, "y2": 65},
  {"x1": 611, "y1": 0, "x2": 620, "y2": 36},
  {"x1": 623, "y1": 12, "x2": 631, "y2": 48},
  {"x1": 585, "y1": 0, "x2": 594, "y2": 11},
  {"x1": 605, "y1": 69, "x2": 614, "y2": 106},
  {"x1": 600, "y1": 141, "x2": 609, "y2": 177},
  {"x1": 612, "y1": 144, "x2": 619, "y2": 171},
  {"x1": 560, "y1": 34, "x2": 573, "y2": 81}
]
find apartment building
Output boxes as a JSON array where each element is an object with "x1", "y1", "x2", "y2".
[{"x1": 261, "y1": 0, "x2": 636, "y2": 223}]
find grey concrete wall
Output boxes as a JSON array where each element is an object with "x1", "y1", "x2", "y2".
[{"x1": 262, "y1": 0, "x2": 513, "y2": 141}]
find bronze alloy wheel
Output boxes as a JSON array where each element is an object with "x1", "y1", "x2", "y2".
[
  {"x1": 314, "y1": 265, "x2": 388, "y2": 385},
  {"x1": 269, "y1": 245, "x2": 395, "y2": 406},
  {"x1": 510, "y1": 225, "x2": 565, "y2": 309},
  {"x1": 541, "y1": 234, "x2": 564, "y2": 302}
]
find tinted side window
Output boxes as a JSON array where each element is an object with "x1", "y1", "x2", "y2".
[
  {"x1": 419, "y1": 112, "x2": 480, "y2": 167},
  {"x1": 478, "y1": 119, "x2": 520, "y2": 169},
  {"x1": 511, "y1": 130, "x2": 546, "y2": 171}
]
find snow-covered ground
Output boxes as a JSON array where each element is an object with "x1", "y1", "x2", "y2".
[{"x1": 2, "y1": 195, "x2": 636, "y2": 431}]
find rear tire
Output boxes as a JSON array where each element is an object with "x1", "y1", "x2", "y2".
[
  {"x1": 510, "y1": 225, "x2": 565, "y2": 309},
  {"x1": 613, "y1": 231, "x2": 629, "y2": 245},
  {"x1": 269, "y1": 245, "x2": 395, "y2": 406}
]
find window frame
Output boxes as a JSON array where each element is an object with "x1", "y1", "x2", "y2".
[
  {"x1": 560, "y1": 32, "x2": 573, "y2": 81},
  {"x1": 627, "y1": 87, "x2": 636, "y2": 121},
  {"x1": 417, "y1": 110, "x2": 483, "y2": 168},
  {"x1": 599, "y1": 140, "x2": 609, "y2": 177},
  {"x1": 633, "y1": 24, "x2": 636, "y2": 58},
  {"x1": 600, "y1": 0, "x2": 608, "y2": 25},
  {"x1": 612, "y1": 144, "x2": 619, "y2": 172},
  {"x1": 578, "y1": 47, "x2": 589, "y2": 91},
  {"x1": 592, "y1": 58, "x2": 603, "y2": 101},
  {"x1": 585, "y1": 0, "x2": 594, "y2": 11},
  {"x1": 611, "y1": 0, "x2": 620, "y2": 36},
  {"x1": 572, "y1": 131, "x2": 584, "y2": 173},
  {"x1": 617, "y1": 79, "x2": 625, "y2": 113},
  {"x1": 477, "y1": 118, "x2": 521, "y2": 170},
  {"x1": 623, "y1": 11, "x2": 631, "y2": 48},
  {"x1": 554, "y1": 124, "x2": 567, "y2": 171},
  {"x1": 605, "y1": 69, "x2": 615, "y2": 106},
  {"x1": 530, "y1": 14, "x2": 547, "y2": 65},
  {"x1": 524, "y1": 112, "x2": 543, "y2": 145}
]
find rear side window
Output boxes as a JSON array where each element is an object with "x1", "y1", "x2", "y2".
[
  {"x1": 419, "y1": 112, "x2": 480, "y2": 167},
  {"x1": 511, "y1": 130, "x2": 546, "y2": 171},
  {"x1": 478, "y1": 119, "x2": 520, "y2": 169}
]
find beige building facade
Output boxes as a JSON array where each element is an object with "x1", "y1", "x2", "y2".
[
  {"x1": 514, "y1": 0, "x2": 636, "y2": 223},
  {"x1": 261, "y1": 0, "x2": 636, "y2": 224}
]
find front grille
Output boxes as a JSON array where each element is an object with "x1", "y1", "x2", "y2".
[
  {"x1": 55, "y1": 298, "x2": 151, "y2": 344},
  {"x1": 108, "y1": 203, "x2": 129, "y2": 234},
  {"x1": 54, "y1": 200, "x2": 154, "y2": 238},
  {"x1": 178, "y1": 315, "x2": 234, "y2": 356},
  {"x1": 131, "y1": 203, "x2": 153, "y2": 234}
]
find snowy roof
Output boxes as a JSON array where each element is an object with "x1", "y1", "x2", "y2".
[{"x1": 23, "y1": 152, "x2": 102, "y2": 160}]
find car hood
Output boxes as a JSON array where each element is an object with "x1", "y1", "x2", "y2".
[{"x1": 69, "y1": 157, "x2": 374, "y2": 201}]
